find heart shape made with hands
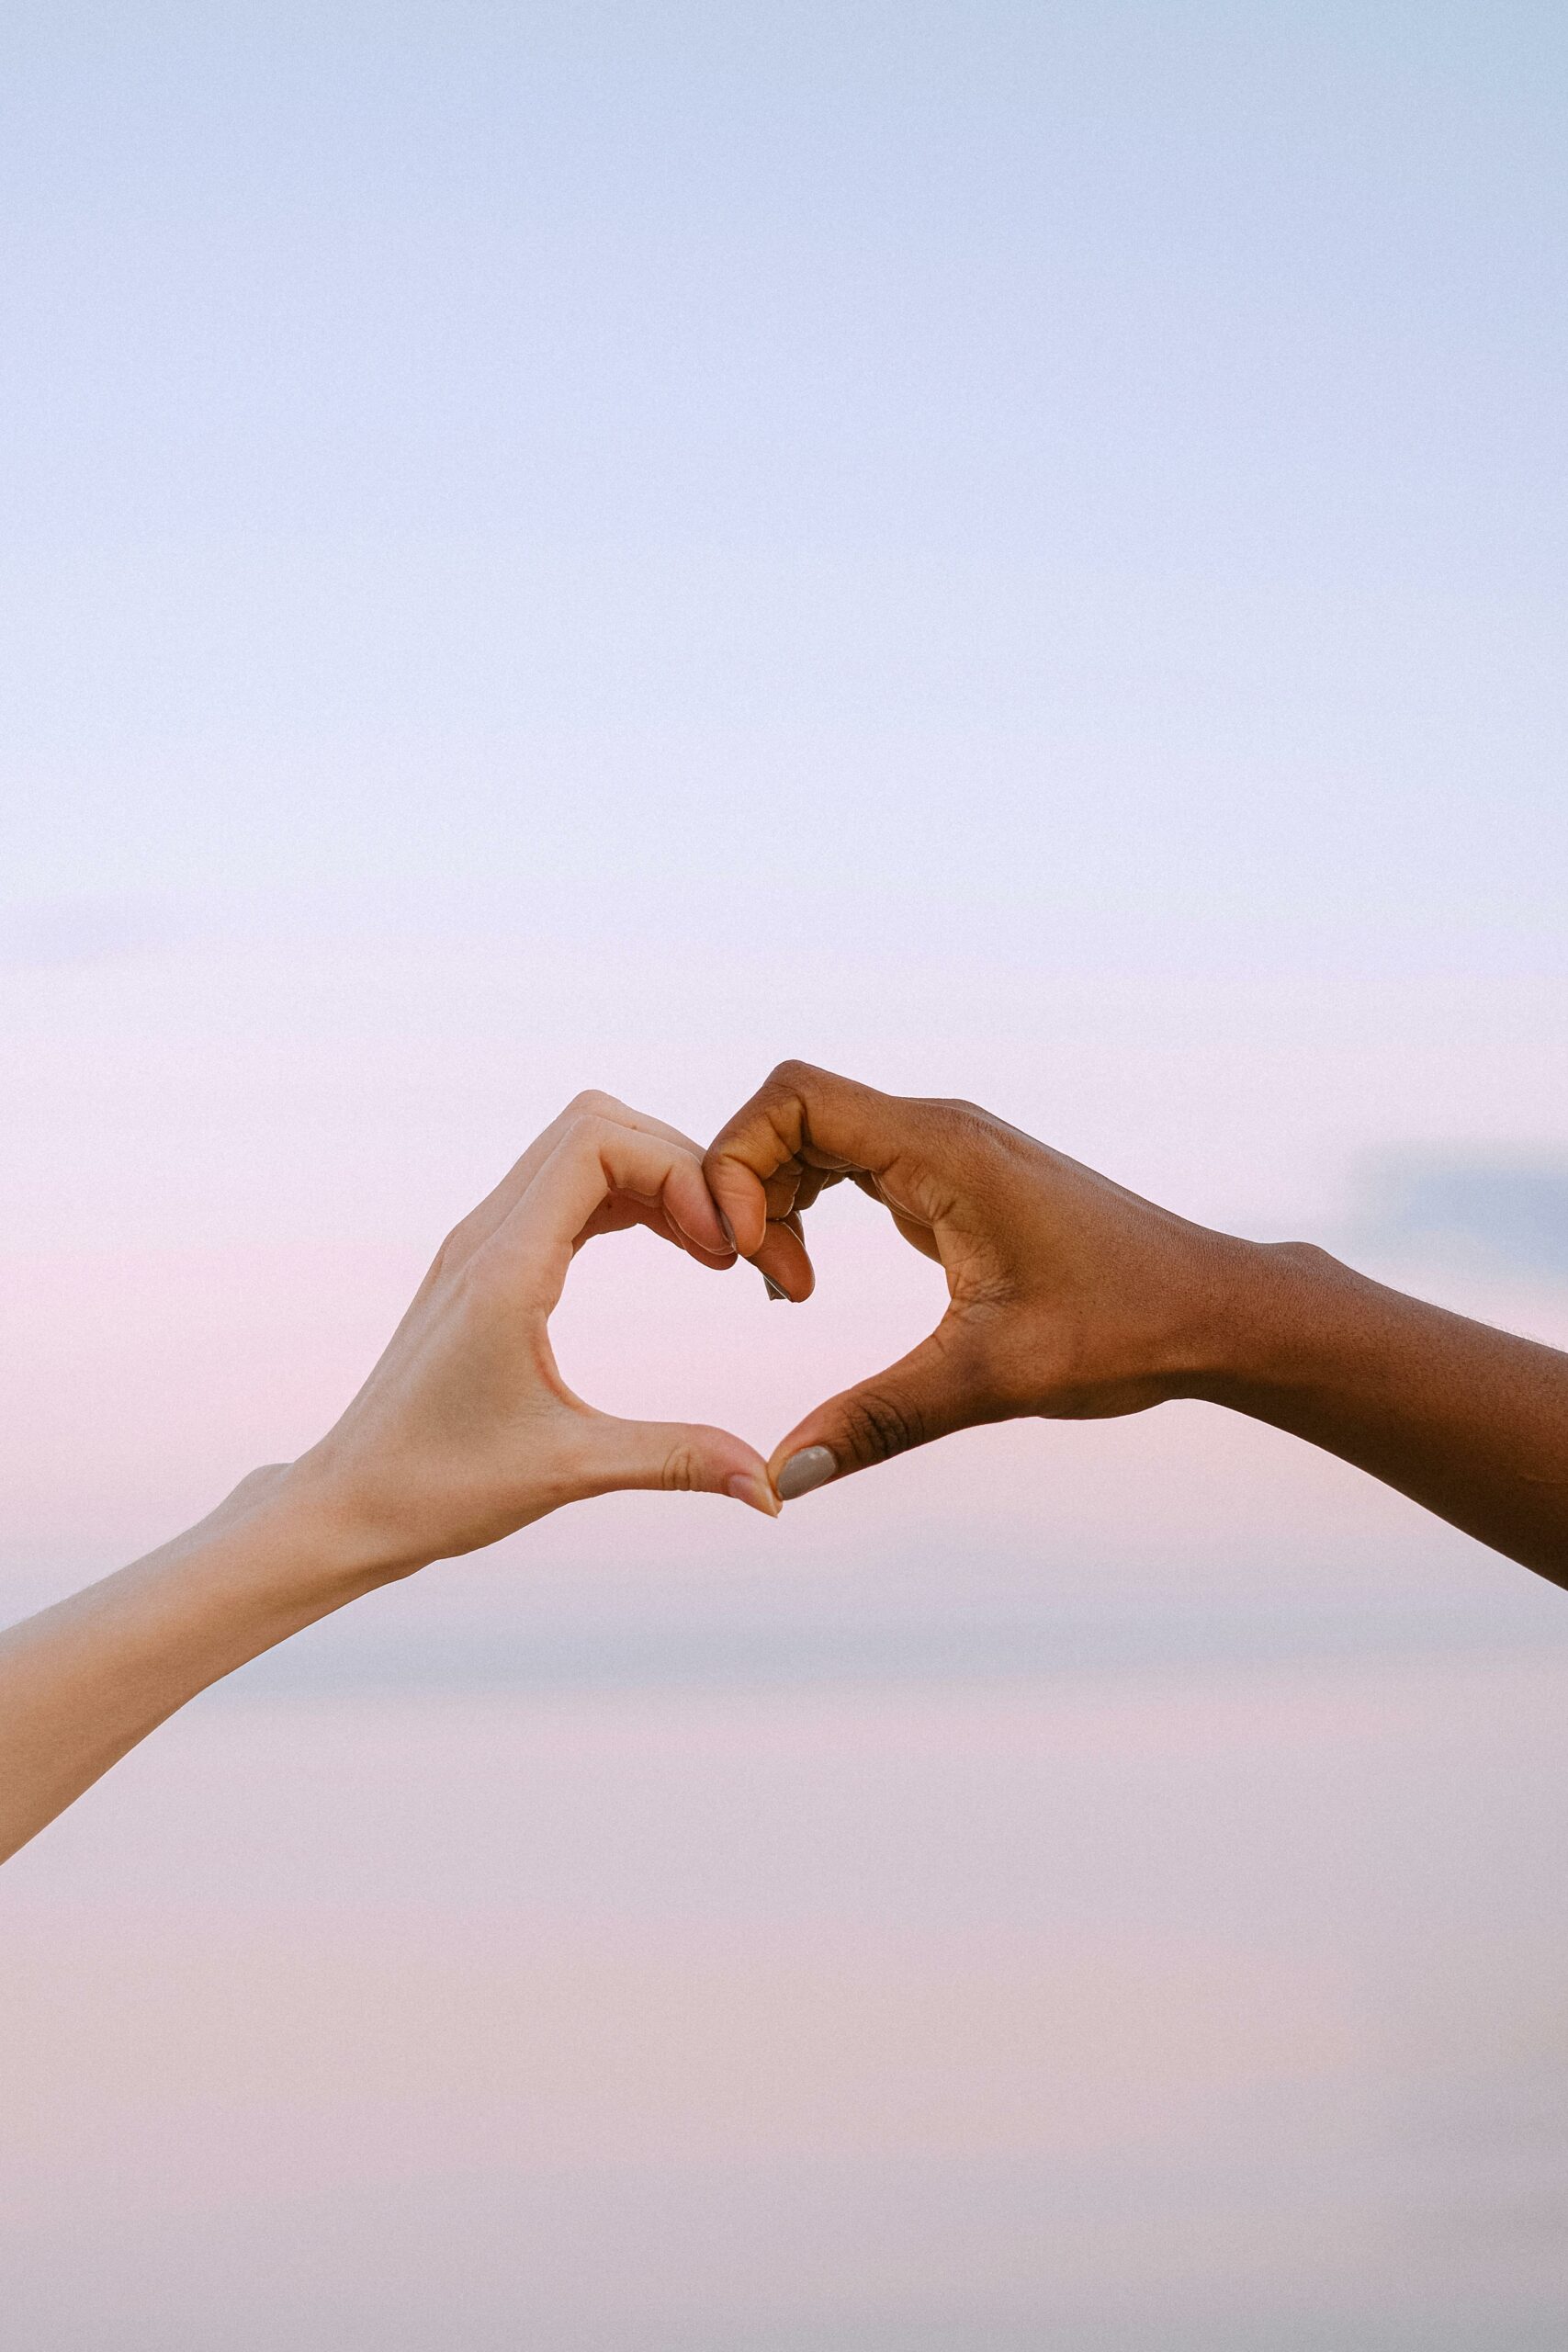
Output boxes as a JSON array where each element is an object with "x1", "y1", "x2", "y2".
[
  {"x1": 479, "y1": 1085, "x2": 919, "y2": 1526},
  {"x1": 545, "y1": 1148, "x2": 877, "y2": 1498},
  {"x1": 420, "y1": 1069, "x2": 998, "y2": 1546},
  {"x1": 344, "y1": 1059, "x2": 1117, "y2": 1564},
  {"x1": 517, "y1": 1078, "x2": 976, "y2": 1522}
]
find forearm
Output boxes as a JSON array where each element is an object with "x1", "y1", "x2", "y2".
[
  {"x1": 1198, "y1": 1242, "x2": 1568, "y2": 1585},
  {"x1": 0, "y1": 1464, "x2": 390, "y2": 1865}
]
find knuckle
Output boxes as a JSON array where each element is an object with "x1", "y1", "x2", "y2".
[
  {"x1": 767, "y1": 1057, "x2": 821, "y2": 1094},
  {"x1": 660, "y1": 1444, "x2": 701, "y2": 1494},
  {"x1": 560, "y1": 1110, "x2": 615, "y2": 1151},
  {"x1": 431, "y1": 1214, "x2": 476, "y2": 1275},
  {"x1": 230, "y1": 1462, "x2": 288, "y2": 1502},
  {"x1": 839, "y1": 1387, "x2": 922, "y2": 1466},
  {"x1": 564, "y1": 1088, "x2": 623, "y2": 1121},
  {"x1": 926, "y1": 1096, "x2": 991, "y2": 1136}
]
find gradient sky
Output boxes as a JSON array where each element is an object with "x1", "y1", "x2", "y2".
[{"x1": 2, "y1": 1, "x2": 1566, "y2": 1623}]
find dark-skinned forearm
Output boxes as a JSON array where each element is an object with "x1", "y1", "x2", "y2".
[{"x1": 1191, "y1": 1242, "x2": 1568, "y2": 1585}]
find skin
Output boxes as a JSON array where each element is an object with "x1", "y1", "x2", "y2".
[
  {"x1": 0, "y1": 1093, "x2": 780, "y2": 1867},
  {"x1": 705, "y1": 1061, "x2": 1568, "y2": 1586},
  {"x1": 7, "y1": 1065, "x2": 1563, "y2": 1865}
]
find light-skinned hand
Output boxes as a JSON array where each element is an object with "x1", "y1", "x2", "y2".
[
  {"x1": 295, "y1": 1090, "x2": 781, "y2": 1568},
  {"x1": 0, "y1": 1091, "x2": 775, "y2": 1864}
]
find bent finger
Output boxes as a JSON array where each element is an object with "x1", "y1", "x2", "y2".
[
  {"x1": 442, "y1": 1092, "x2": 724, "y2": 1276},
  {"x1": 502, "y1": 1115, "x2": 735, "y2": 1313},
  {"x1": 705, "y1": 1061, "x2": 955, "y2": 1275}
]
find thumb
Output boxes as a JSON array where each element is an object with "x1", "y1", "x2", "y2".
[
  {"x1": 768, "y1": 1320, "x2": 981, "y2": 1502},
  {"x1": 584, "y1": 1414, "x2": 782, "y2": 1520}
]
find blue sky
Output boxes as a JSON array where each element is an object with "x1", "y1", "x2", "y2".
[{"x1": 4, "y1": 1, "x2": 1563, "y2": 958}]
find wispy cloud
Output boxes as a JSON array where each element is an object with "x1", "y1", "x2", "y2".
[{"x1": 1349, "y1": 1150, "x2": 1568, "y2": 1280}]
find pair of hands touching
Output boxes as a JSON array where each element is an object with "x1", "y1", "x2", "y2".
[
  {"x1": 167, "y1": 1058, "x2": 1568, "y2": 1582},
  {"x1": 5, "y1": 1059, "x2": 1567, "y2": 1865},
  {"x1": 292, "y1": 1063, "x2": 1256, "y2": 1575}
]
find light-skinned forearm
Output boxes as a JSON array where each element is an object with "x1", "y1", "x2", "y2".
[{"x1": 0, "y1": 1465, "x2": 397, "y2": 1866}]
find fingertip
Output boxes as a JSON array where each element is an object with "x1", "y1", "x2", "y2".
[
  {"x1": 773, "y1": 1444, "x2": 839, "y2": 1501},
  {"x1": 675, "y1": 1228, "x2": 740, "y2": 1271},
  {"x1": 725, "y1": 1470, "x2": 783, "y2": 1519},
  {"x1": 704, "y1": 1157, "x2": 770, "y2": 1259},
  {"x1": 750, "y1": 1219, "x2": 816, "y2": 1300},
  {"x1": 663, "y1": 1164, "x2": 731, "y2": 1261}
]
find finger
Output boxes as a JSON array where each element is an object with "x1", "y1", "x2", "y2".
[
  {"x1": 575, "y1": 1190, "x2": 737, "y2": 1268},
  {"x1": 502, "y1": 1114, "x2": 735, "y2": 1313},
  {"x1": 442, "y1": 1092, "x2": 730, "y2": 1275},
  {"x1": 749, "y1": 1167, "x2": 868, "y2": 1297},
  {"x1": 547, "y1": 1100, "x2": 746, "y2": 1268},
  {"x1": 573, "y1": 1413, "x2": 781, "y2": 1520},
  {"x1": 765, "y1": 1316, "x2": 986, "y2": 1500},
  {"x1": 705, "y1": 1062, "x2": 949, "y2": 1285},
  {"x1": 749, "y1": 1209, "x2": 817, "y2": 1300},
  {"x1": 564, "y1": 1105, "x2": 742, "y2": 1270}
]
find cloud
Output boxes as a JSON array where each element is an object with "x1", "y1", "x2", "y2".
[{"x1": 1349, "y1": 1150, "x2": 1568, "y2": 1280}]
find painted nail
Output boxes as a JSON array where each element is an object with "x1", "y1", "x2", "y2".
[
  {"x1": 762, "y1": 1273, "x2": 789, "y2": 1302},
  {"x1": 775, "y1": 1445, "x2": 837, "y2": 1501},
  {"x1": 725, "y1": 1471, "x2": 780, "y2": 1517}
]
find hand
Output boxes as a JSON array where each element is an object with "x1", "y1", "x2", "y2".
[
  {"x1": 705, "y1": 1062, "x2": 1568, "y2": 1585},
  {"x1": 0, "y1": 1091, "x2": 784, "y2": 1866},
  {"x1": 292, "y1": 1091, "x2": 780, "y2": 1569},
  {"x1": 705, "y1": 1061, "x2": 1256, "y2": 1498}
]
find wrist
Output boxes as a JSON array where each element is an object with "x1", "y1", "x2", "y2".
[
  {"x1": 1184, "y1": 1237, "x2": 1364, "y2": 1410},
  {"x1": 209, "y1": 1454, "x2": 430, "y2": 1604}
]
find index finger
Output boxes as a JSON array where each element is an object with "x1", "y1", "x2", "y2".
[
  {"x1": 705, "y1": 1061, "x2": 930, "y2": 1285},
  {"x1": 443, "y1": 1091, "x2": 728, "y2": 1276},
  {"x1": 501, "y1": 1114, "x2": 733, "y2": 1317}
]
